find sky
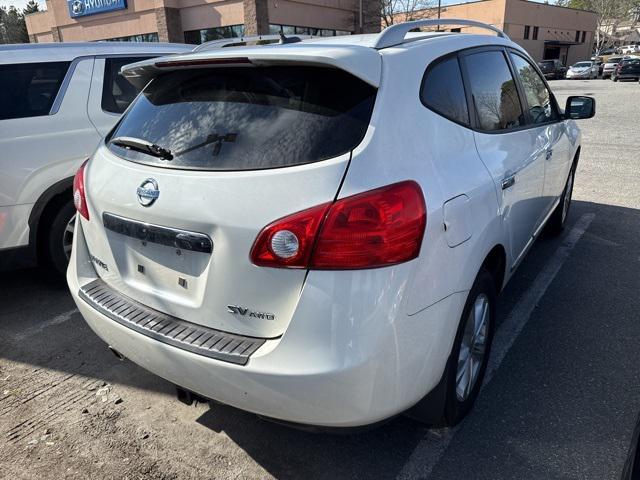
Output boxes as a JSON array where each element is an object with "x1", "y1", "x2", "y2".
[{"x1": 0, "y1": 0, "x2": 45, "y2": 10}]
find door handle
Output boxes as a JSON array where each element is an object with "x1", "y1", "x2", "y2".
[
  {"x1": 546, "y1": 149, "x2": 553, "y2": 160},
  {"x1": 501, "y1": 175, "x2": 516, "y2": 190}
]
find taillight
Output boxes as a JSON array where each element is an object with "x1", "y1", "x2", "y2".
[
  {"x1": 73, "y1": 160, "x2": 89, "y2": 220},
  {"x1": 250, "y1": 181, "x2": 426, "y2": 270},
  {"x1": 250, "y1": 203, "x2": 331, "y2": 268}
]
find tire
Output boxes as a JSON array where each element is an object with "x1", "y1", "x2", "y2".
[
  {"x1": 45, "y1": 201, "x2": 76, "y2": 277},
  {"x1": 442, "y1": 268, "x2": 497, "y2": 426},
  {"x1": 546, "y1": 166, "x2": 575, "y2": 236},
  {"x1": 613, "y1": 76, "x2": 619, "y2": 82},
  {"x1": 410, "y1": 268, "x2": 498, "y2": 426}
]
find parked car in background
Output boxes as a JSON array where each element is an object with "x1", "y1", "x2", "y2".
[
  {"x1": 0, "y1": 42, "x2": 191, "y2": 275},
  {"x1": 538, "y1": 59, "x2": 567, "y2": 79},
  {"x1": 602, "y1": 56, "x2": 629, "y2": 79},
  {"x1": 620, "y1": 45, "x2": 640, "y2": 54},
  {"x1": 566, "y1": 61, "x2": 599, "y2": 79},
  {"x1": 598, "y1": 47, "x2": 618, "y2": 56},
  {"x1": 613, "y1": 57, "x2": 640, "y2": 81},
  {"x1": 68, "y1": 19, "x2": 595, "y2": 429}
]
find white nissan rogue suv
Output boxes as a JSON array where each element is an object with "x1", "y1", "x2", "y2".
[{"x1": 67, "y1": 20, "x2": 595, "y2": 428}]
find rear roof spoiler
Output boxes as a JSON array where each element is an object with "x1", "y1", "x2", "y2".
[{"x1": 120, "y1": 44, "x2": 382, "y2": 88}]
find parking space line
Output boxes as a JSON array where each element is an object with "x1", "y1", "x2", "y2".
[
  {"x1": 397, "y1": 213, "x2": 595, "y2": 480},
  {"x1": 12, "y1": 308, "x2": 79, "y2": 341}
]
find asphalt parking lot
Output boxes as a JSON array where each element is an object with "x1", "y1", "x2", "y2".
[{"x1": 1, "y1": 78, "x2": 639, "y2": 480}]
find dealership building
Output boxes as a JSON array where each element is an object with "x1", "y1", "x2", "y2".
[
  {"x1": 26, "y1": 0, "x2": 597, "y2": 65},
  {"x1": 25, "y1": 0, "x2": 378, "y2": 44},
  {"x1": 431, "y1": 0, "x2": 598, "y2": 65}
]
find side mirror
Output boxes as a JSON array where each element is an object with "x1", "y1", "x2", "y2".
[{"x1": 564, "y1": 96, "x2": 595, "y2": 120}]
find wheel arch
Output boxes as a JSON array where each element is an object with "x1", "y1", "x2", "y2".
[
  {"x1": 572, "y1": 145, "x2": 581, "y2": 169},
  {"x1": 28, "y1": 176, "x2": 74, "y2": 261},
  {"x1": 480, "y1": 244, "x2": 507, "y2": 294}
]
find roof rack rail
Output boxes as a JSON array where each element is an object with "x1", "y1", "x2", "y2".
[
  {"x1": 373, "y1": 18, "x2": 509, "y2": 49},
  {"x1": 193, "y1": 34, "x2": 315, "y2": 52}
]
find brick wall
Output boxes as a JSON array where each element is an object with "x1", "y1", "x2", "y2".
[
  {"x1": 51, "y1": 27, "x2": 62, "y2": 42},
  {"x1": 243, "y1": 0, "x2": 270, "y2": 35},
  {"x1": 156, "y1": 7, "x2": 183, "y2": 43}
]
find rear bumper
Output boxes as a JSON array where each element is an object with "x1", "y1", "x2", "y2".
[
  {"x1": 616, "y1": 74, "x2": 640, "y2": 80},
  {"x1": 566, "y1": 71, "x2": 591, "y2": 79},
  {"x1": 68, "y1": 217, "x2": 466, "y2": 427}
]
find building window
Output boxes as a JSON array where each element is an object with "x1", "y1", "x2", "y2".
[
  {"x1": 102, "y1": 33, "x2": 159, "y2": 42},
  {"x1": 524, "y1": 25, "x2": 530, "y2": 39},
  {"x1": 450, "y1": 27, "x2": 461, "y2": 32},
  {"x1": 575, "y1": 30, "x2": 580, "y2": 42},
  {"x1": 269, "y1": 24, "x2": 351, "y2": 37},
  {"x1": 533, "y1": 26, "x2": 538, "y2": 40},
  {"x1": 581, "y1": 31, "x2": 586, "y2": 43},
  {"x1": 184, "y1": 25, "x2": 245, "y2": 45}
]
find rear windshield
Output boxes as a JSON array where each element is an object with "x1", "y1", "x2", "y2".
[
  {"x1": 573, "y1": 62, "x2": 592, "y2": 68},
  {"x1": 539, "y1": 61, "x2": 554, "y2": 67},
  {"x1": 106, "y1": 66, "x2": 376, "y2": 171}
]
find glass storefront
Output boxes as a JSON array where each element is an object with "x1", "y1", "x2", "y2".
[
  {"x1": 184, "y1": 25, "x2": 245, "y2": 44},
  {"x1": 102, "y1": 33, "x2": 159, "y2": 42},
  {"x1": 184, "y1": 24, "x2": 351, "y2": 45},
  {"x1": 269, "y1": 24, "x2": 351, "y2": 37}
]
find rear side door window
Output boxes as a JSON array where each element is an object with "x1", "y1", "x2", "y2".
[
  {"x1": 0, "y1": 62, "x2": 70, "y2": 120},
  {"x1": 420, "y1": 55, "x2": 469, "y2": 126},
  {"x1": 461, "y1": 50, "x2": 524, "y2": 132},
  {"x1": 102, "y1": 57, "x2": 152, "y2": 114},
  {"x1": 509, "y1": 53, "x2": 559, "y2": 125}
]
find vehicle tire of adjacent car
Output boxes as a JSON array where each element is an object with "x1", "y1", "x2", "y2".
[
  {"x1": 547, "y1": 166, "x2": 575, "y2": 236},
  {"x1": 45, "y1": 200, "x2": 76, "y2": 277}
]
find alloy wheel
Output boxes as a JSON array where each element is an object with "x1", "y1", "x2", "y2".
[
  {"x1": 456, "y1": 294, "x2": 490, "y2": 402},
  {"x1": 561, "y1": 171, "x2": 574, "y2": 224},
  {"x1": 63, "y1": 214, "x2": 76, "y2": 261}
]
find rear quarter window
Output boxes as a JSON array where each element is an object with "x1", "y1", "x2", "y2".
[
  {"x1": 0, "y1": 62, "x2": 70, "y2": 120},
  {"x1": 107, "y1": 66, "x2": 377, "y2": 171},
  {"x1": 420, "y1": 56, "x2": 469, "y2": 126},
  {"x1": 102, "y1": 57, "x2": 153, "y2": 114}
]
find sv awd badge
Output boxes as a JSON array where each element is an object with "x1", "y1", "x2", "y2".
[{"x1": 227, "y1": 305, "x2": 275, "y2": 321}]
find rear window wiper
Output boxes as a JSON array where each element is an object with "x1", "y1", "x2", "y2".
[{"x1": 109, "y1": 136, "x2": 173, "y2": 161}]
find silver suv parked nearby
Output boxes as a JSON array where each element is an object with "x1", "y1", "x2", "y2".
[{"x1": 0, "y1": 42, "x2": 191, "y2": 274}]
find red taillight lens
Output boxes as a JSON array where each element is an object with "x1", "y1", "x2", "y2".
[
  {"x1": 250, "y1": 181, "x2": 426, "y2": 270},
  {"x1": 73, "y1": 160, "x2": 89, "y2": 220}
]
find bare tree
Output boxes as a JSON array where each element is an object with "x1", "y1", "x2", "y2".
[
  {"x1": 378, "y1": 0, "x2": 437, "y2": 29},
  {"x1": 566, "y1": 0, "x2": 640, "y2": 54}
]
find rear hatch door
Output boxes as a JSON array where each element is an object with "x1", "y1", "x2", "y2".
[{"x1": 82, "y1": 57, "x2": 379, "y2": 339}]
